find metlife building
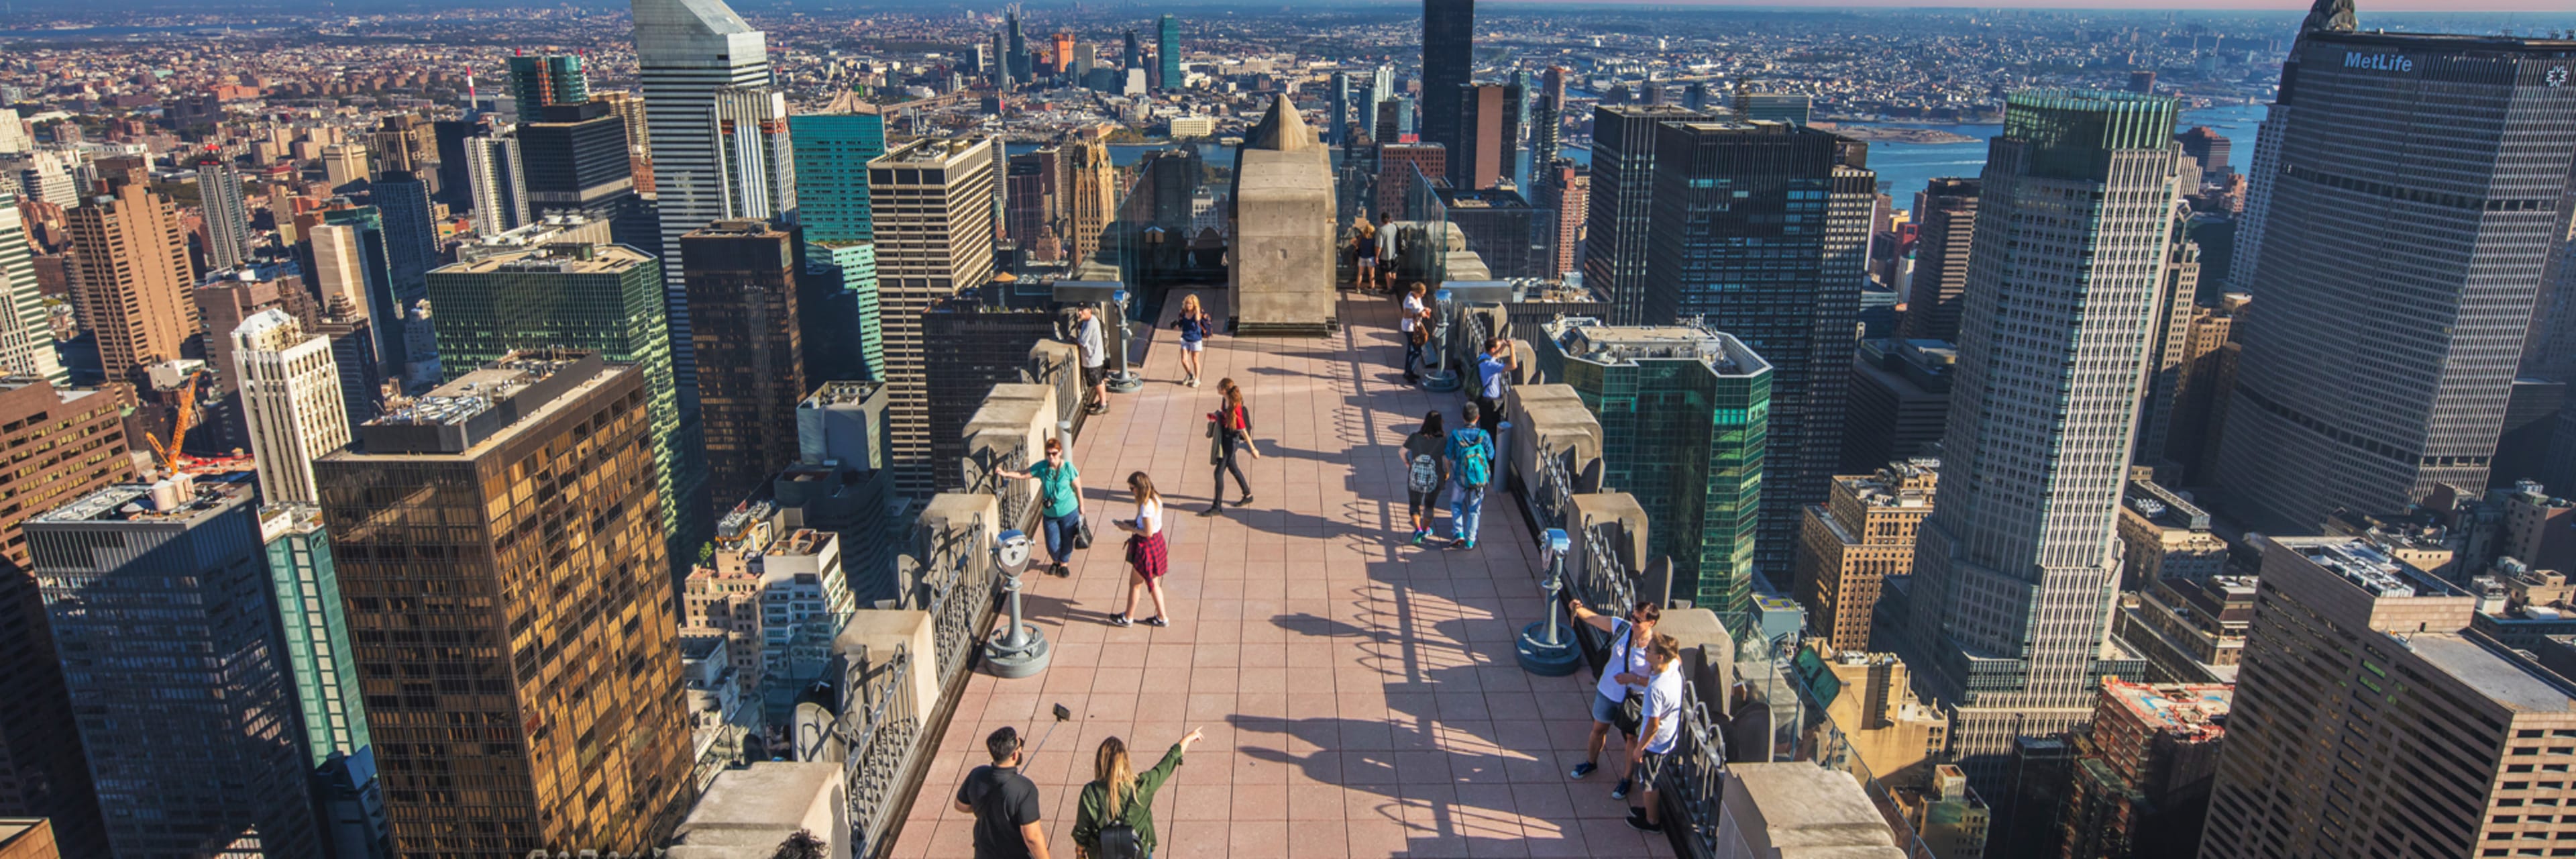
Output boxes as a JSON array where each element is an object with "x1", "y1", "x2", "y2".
[{"x1": 2215, "y1": 26, "x2": 2576, "y2": 534}]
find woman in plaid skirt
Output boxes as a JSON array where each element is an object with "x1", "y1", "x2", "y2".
[{"x1": 1111, "y1": 471, "x2": 1170, "y2": 627}]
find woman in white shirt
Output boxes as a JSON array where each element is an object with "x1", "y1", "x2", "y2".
[{"x1": 1112, "y1": 471, "x2": 1170, "y2": 627}]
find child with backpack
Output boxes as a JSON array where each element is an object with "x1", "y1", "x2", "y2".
[
  {"x1": 1401, "y1": 410, "x2": 1450, "y2": 544},
  {"x1": 1072, "y1": 727, "x2": 1206, "y2": 859},
  {"x1": 1445, "y1": 401, "x2": 1496, "y2": 550}
]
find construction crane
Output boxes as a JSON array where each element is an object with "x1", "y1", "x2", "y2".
[{"x1": 144, "y1": 374, "x2": 199, "y2": 472}]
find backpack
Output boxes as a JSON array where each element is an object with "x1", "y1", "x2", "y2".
[
  {"x1": 1457, "y1": 430, "x2": 1492, "y2": 489},
  {"x1": 1407, "y1": 450, "x2": 1440, "y2": 493},
  {"x1": 1096, "y1": 785, "x2": 1144, "y2": 859}
]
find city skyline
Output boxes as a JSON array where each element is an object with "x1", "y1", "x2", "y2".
[{"x1": 0, "y1": 0, "x2": 2573, "y2": 854}]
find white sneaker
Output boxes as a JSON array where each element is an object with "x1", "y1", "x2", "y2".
[{"x1": 1185, "y1": 378, "x2": 1200, "y2": 387}]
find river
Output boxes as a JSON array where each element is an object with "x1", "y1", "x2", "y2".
[{"x1": 1005, "y1": 101, "x2": 2267, "y2": 215}]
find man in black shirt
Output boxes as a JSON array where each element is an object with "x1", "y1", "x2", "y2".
[{"x1": 953, "y1": 725, "x2": 1051, "y2": 859}]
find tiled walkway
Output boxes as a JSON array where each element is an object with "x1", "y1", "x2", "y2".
[{"x1": 896, "y1": 292, "x2": 1670, "y2": 858}]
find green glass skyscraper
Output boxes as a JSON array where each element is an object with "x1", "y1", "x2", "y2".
[
  {"x1": 788, "y1": 103, "x2": 888, "y2": 381},
  {"x1": 1157, "y1": 15, "x2": 1181, "y2": 91},
  {"x1": 423, "y1": 242, "x2": 710, "y2": 576},
  {"x1": 508, "y1": 54, "x2": 588, "y2": 111},
  {"x1": 1538, "y1": 317, "x2": 1772, "y2": 613},
  {"x1": 260, "y1": 505, "x2": 390, "y2": 859}
]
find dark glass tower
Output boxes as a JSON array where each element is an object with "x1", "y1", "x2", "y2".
[
  {"x1": 1642, "y1": 120, "x2": 1874, "y2": 587},
  {"x1": 517, "y1": 102, "x2": 635, "y2": 219},
  {"x1": 684, "y1": 221, "x2": 809, "y2": 511},
  {"x1": 30, "y1": 478, "x2": 323, "y2": 859},
  {"x1": 1582, "y1": 105, "x2": 1701, "y2": 325},
  {"x1": 1419, "y1": 0, "x2": 1473, "y2": 166},
  {"x1": 2214, "y1": 28, "x2": 2576, "y2": 532}
]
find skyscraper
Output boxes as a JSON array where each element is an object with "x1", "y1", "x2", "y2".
[
  {"x1": 2173, "y1": 125, "x2": 2231, "y2": 188},
  {"x1": 1642, "y1": 119, "x2": 1874, "y2": 583},
  {"x1": 1896, "y1": 179, "x2": 1980, "y2": 342},
  {"x1": 789, "y1": 97, "x2": 888, "y2": 384},
  {"x1": 0, "y1": 194, "x2": 64, "y2": 384},
  {"x1": 1452, "y1": 81, "x2": 1523, "y2": 191},
  {"x1": 1329, "y1": 71, "x2": 1352, "y2": 146},
  {"x1": 423, "y1": 243, "x2": 707, "y2": 580},
  {"x1": 1895, "y1": 90, "x2": 2188, "y2": 794},
  {"x1": 317, "y1": 206, "x2": 421, "y2": 383},
  {"x1": 684, "y1": 220, "x2": 808, "y2": 511},
  {"x1": 233, "y1": 309, "x2": 352, "y2": 506},
  {"x1": 1538, "y1": 317, "x2": 1772, "y2": 612},
  {"x1": 867, "y1": 137, "x2": 998, "y2": 497},
  {"x1": 1367, "y1": 66, "x2": 1396, "y2": 138},
  {"x1": 0, "y1": 378, "x2": 130, "y2": 859},
  {"x1": 1157, "y1": 15, "x2": 1182, "y2": 91},
  {"x1": 508, "y1": 53, "x2": 589, "y2": 111},
  {"x1": 30, "y1": 476, "x2": 322, "y2": 859},
  {"x1": 1063, "y1": 129, "x2": 1119, "y2": 264},
  {"x1": 2200, "y1": 536, "x2": 2576, "y2": 858},
  {"x1": 712, "y1": 85, "x2": 796, "y2": 223},
  {"x1": 1583, "y1": 105, "x2": 1702, "y2": 325},
  {"x1": 1529, "y1": 66, "x2": 1566, "y2": 183},
  {"x1": 789, "y1": 99, "x2": 885, "y2": 246},
  {"x1": 1419, "y1": 0, "x2": 1473, "y2": 167},
  {"x1": 316, "y1": 352, "x2": 690, "y2": 855},
  {"x1": 518, "y1": 102, "x2": 637, "y2": 220},
  {"x1": 634, "y1": 0, "x2": 771, "y2": 402},
  {"x1": 193, "y1": 149, "x2": 252, "y2": 271},
  {"x1": 2212, "y1": 26, "x2": 2576, "y2": 533},
  {"x1": 370, "y1": 171, "x2": 439, "y2": 309},
  {"x1": 65, "y1": 180, "x2": 198, "y2": 383},
  {"x1": 257, "y1": 505, "x2": 389, "y2": 859},
  {"x1": 461, "y1": 134, "x2": 530, "y2": 237},
  {"x1": 1007, "y1": 11, "x2": 1030, "y2": 83}
]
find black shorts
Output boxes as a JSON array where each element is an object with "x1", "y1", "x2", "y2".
[
  {"x1": 1084, "y1": 365, "x2": 1108, "y2": 388},
  {"x1": 1407, "y1": 488, "x2": 1437, "y2": 516}
]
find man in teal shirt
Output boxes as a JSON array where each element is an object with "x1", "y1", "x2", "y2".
[{"x1": 998, "y1": 437, "x2": 1085, "y2": 576}]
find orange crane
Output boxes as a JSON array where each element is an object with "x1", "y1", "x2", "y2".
[{"x1": 144, "y1": 374, "x2": 199, "y2": 472}]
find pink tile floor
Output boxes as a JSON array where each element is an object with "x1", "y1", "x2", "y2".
[{"x1": 892, "y1": 292, "x2": 1670, "y2": 858}]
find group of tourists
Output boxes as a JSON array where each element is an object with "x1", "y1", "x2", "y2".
[{"x1": 959, "y1": 285, "x2": 1686, "y2": 858}]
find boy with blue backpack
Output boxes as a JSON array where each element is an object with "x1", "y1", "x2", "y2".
[{"x1": 1446, "y1": 401, "x2": 1495, "y2": 550}]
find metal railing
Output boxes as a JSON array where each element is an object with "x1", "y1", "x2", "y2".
[
  {"x1": 971, "y1": 440, "x2": 1034, "y2": 534},
  {"x1": 918, "y1": 513, "x2": 996, "y2": 689},
  {"x1": 841, "y1": 642, "x2": 921, "y2": 857}
]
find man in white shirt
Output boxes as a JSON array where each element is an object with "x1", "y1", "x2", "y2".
[
  {"x1": 1626, "y1": 634, "x2": 1686, "y2": 833},
  {"x1": 1077, "y1": 305, "x2": 1108, "y2": 415}
]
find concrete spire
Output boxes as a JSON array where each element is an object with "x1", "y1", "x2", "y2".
[
  {"x1": 1246, "y1": 94, "x2": 1318, "y2": 153},
  {"x1": 2302, "y1": 0, "x2": 2356, "y2": 35}
]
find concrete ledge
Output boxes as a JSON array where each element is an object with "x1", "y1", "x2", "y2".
[
  {"x1": 1656, "y1": 607, "x2": 1737, "y2": 719},
  {"x1": 963, "y1": 384, "x2": 1059, "y2": 530},
  {"x1": 1569, "y1": 492, "x2": 1656, "y2": 603},
  {"x1": 669, "y1": 761, "x2": 850, "y2": 859},
  {"x1": 832, "y1": 609, "x2": 938, "y2": 740},
  {"x1": 1028, "y1": 341, "x2": 1083, "y2": 438}
]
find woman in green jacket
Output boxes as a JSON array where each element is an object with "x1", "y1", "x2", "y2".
[{"x1": 1072, "y1": 727, "x2": 1205, "y2": 858}]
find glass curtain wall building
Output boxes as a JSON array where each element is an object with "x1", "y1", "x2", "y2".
[{"x1": 1538, "y1": 317, "x2": 1773, "y2": 612}]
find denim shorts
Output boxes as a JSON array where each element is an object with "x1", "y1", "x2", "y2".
[
  {"x1": 1590, "y1": 691, "x2": 1623, "y2": 725},
  {"x1": 1634, "y1": 748, "x2": 1672, "y2": 786}
]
